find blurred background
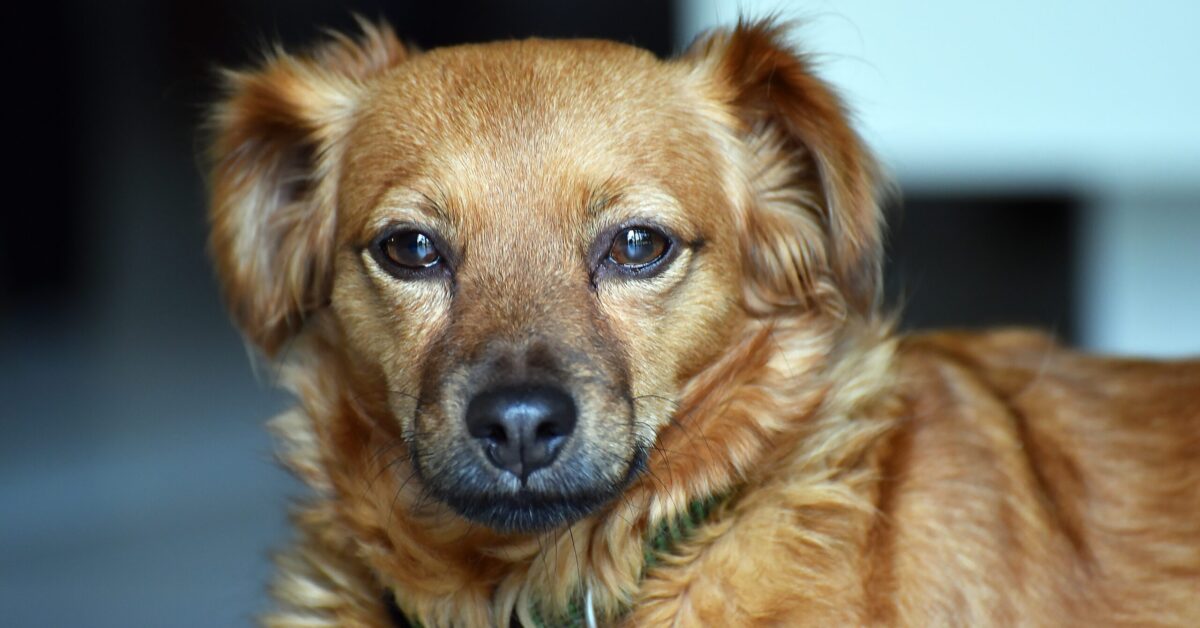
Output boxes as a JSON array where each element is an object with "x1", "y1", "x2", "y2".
[{"x1": 1, "y1": 1, "x2": 1196, "y2": 625}]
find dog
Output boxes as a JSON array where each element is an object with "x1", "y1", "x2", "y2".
[{"x1": 206, "y1": 18, "x2": 1200, "y2": 626}]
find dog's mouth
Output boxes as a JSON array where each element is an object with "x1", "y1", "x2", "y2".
[{"x1": 416, "y1": 444, "x2": 648, "y2": 533}]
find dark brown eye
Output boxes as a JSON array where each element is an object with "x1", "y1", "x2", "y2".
[
  {"x1": 608, "y1": 227, "x2": 669, "y2": 268},
  {"x1": 379, "y1": 230, "x2": 441, "y2": 269}
]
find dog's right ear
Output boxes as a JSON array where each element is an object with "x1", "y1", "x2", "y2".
[{"x1": 208, "y1": 21, "x2": 410, "y2": 356}]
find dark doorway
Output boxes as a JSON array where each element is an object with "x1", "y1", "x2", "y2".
[{"x1": 884, "y1": 191, "x2": 1080, "y2": 342}]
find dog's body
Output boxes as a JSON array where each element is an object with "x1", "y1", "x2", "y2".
[{"x1": 207, "y1": 20, "x2": 1200, "y2": 627}]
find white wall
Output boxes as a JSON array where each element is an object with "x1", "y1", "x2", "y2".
[
  {"x1": 1081, "y1": 193, "x2": 1200, "y2": 356},
  {"x1": 680, "y1": 0, "x2": 1200, "y2": 356}
]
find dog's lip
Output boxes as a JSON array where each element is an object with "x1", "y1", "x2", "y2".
[
  {"x1": 439, "y1": 490, "x2": 613, "y2": 534},
  {"x1": 426, "y1": 446, "x2": 648, "y2": 533}
]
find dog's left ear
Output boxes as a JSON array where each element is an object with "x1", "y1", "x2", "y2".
[
  {"x1": 683, "y1": 19, "x2": 886, "y2": 318},
  {"x1": 208, "y1": 21, "x2": 410, "y2": 356}
]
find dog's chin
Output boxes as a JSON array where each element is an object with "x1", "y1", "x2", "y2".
[{"x1": 423, "y1": 447, "x2": 648, "y2": 534}]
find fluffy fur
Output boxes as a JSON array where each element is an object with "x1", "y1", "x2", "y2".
[{"x1": 207, "y1": 19, "x2": 1200, "y2": 627}]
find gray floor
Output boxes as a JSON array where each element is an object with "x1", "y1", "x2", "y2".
[
  {"x1": 1, "y1": 314, "x2": 298, "y2": 627},
  {"x1": 0, "y1": 7, "x2": 306, "y2": 622}
]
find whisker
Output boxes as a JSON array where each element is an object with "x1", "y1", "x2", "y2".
[
  {"x1": 365, "y1": 448, "x2": 413, "y2": 493},
  {"x1": 565, "y1": 523, "x2": 582, "y2": 582},
  {"x1": 386, "y1": 387, "x2": 424, "y2": 405},
  {"x1": 387, "y1": 467, "x2": 420, "y2": 529},
  {"x1": 646, "y1": 399, "x2": 726, "y2": 472}
]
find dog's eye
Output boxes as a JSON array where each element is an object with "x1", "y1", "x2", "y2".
[
  {"x1": 608, "y1": 227, "x2": 669, "y2": 269},
  {"x1": 378, "y1": 230, "x2": 441, "y2": 269}
]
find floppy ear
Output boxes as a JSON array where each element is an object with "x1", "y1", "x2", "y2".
[
  {"x1": 208, "y1": 21, "x2": 410, "y2": 356},
  {"x1": 685, "y1": 19, "x2": 886, "y2": 318}
]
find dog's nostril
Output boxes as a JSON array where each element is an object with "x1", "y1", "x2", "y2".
[
  {"x1": 487, "y1": 424, "x2": 509, "y2": 445},
  {"x1": 465, "y1": 384, "x2": 577, "y2": 480},
  {"x1": 535, "y1": 421, "x2": 562, "y2": 439}
]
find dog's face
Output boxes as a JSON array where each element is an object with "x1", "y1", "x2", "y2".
[
  {"x1": 332, "y1": 42, "x2": 743, "y2": 531},
  {"x1": 209, "y1": 23, "x2": 882, "y2": 533}
]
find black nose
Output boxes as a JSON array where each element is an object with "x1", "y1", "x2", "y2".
[{"x1": 465, "y1": 385, "x2": 577, "y2": 480}]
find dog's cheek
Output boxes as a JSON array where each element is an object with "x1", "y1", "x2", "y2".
[
  {"x1": 329, "y1": 253, "x2": 454, "y2": 430},
  {"x1": 594, "y1": 256, "x2": 739, "y2": 434}
]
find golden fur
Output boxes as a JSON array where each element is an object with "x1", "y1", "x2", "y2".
[{"x1": 207, "y1": 18, "x2": 1200, "y2": 627}]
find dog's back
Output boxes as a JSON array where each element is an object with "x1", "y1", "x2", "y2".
[{"x1": 887, "y1": 330, "x2": 1200, "y2": 625}]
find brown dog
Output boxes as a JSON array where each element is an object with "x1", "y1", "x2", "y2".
[{"x1": 207, "y1": 18, "x2": 1200, "y2": 627}]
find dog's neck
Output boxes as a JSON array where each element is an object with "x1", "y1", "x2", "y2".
[
  {"x1": 386, "y1": 492, "x2": 729, "y2": 627},
  {"x1": 268, "y1": 315, "x2": 897, "y2": 626}
]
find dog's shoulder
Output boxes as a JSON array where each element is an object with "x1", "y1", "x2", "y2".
[
  {"x1": 891, "y1": 327, "x2": 1199, "y2": 483},
  {"x1": 874, "y1": 328, "x2": 1200, "y2": 624},
  {"x1": 897, "y1": 327, "x2": 1200, "y2": 416}
]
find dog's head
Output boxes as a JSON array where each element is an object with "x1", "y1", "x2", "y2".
[{"x1": 209, "y1": 20, "x2": 882, "y2": 533}]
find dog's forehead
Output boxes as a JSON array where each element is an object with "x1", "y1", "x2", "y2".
[{"x1": 338, "y1": 39, "x2": 723, "y2": 235}]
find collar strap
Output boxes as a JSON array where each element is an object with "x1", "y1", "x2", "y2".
[{"x1": 388, "y1": 493, "x2": 727, "y2": 627}]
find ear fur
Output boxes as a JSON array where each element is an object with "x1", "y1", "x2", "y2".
[
  {"x1": 686, "y1": 19, "x2": 886, "y2": 318},
  {"x1": 208, "y1": 20, "x2": 410, "y2": 356}
]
